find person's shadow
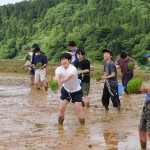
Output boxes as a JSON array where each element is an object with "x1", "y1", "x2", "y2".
[{"x1": 103, "y1": 130, "x2": 127, "y2": 150}]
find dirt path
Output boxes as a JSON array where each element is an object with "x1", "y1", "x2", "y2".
[{"x1": 0, "y1": 73, "x2": 150, "y2": 150}]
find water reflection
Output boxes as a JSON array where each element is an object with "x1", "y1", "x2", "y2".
[
  {"x1": 0, "y1": 85, "x2": 30, "y2": 96},
  {"x1": 103, "y1": 130, "x2": 127, "y2": 150}
]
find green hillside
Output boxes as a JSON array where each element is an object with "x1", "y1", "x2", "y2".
[{"x1": 0, "y1": 0, "x2": 150, "y2": 64}]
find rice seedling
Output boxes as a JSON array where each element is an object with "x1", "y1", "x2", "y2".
[
  {"x1": 128, "y1": 62, "x2": 135, "y2": 69},
  {"x1": 35, "y1": 62, "x2": 43, "y2": 69},
  {"x1": 48, "y1": 79, "x2": 59, "y2": 91},
  {"x1": 25, "y1": 55, "x2": 31, "y2": 60},
  {"x1": 92, "y1": 71, "x2": 103, "y2": 81},
  {"x1": 127, "y1": 78, "x2": 143, "y2": 94}
]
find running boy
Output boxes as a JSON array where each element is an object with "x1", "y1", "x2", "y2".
[{"x1": 54, "y1": 52, "x2": 85, "y2": 126}]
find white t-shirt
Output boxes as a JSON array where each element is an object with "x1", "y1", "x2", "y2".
[
  {"x1": 24, "y1": 52, "x2": 33, "y2": 70},
  {"x1": 55, "y1": 64, "x2": 81, "y2": 93},
  {"x1": 28, "y1": 51, "x2": 33, "y2": 61}
]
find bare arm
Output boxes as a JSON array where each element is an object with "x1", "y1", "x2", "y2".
[
  {"x1": 78, "y1": 69, "x2": 89, "y2": 75},
  {"x1": 54, "y1": 73, "x2": 74, "y2": 84},
  {"x1": 100, "y1": 72, "x2": 115, "y2": 80},
  {"x1": 60, "y1": 73, "x2": 74, "y2": 83},
  {"x1": 116, "y1": 64, "x2": 120, "y2": 69}
]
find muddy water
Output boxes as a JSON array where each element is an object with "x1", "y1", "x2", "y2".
[{"x1": 0, "y1": 73, "x2": 150, "y2": 150}]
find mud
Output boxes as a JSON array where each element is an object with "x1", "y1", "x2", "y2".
[{"x1": 0, "y1": 72, "x2": 150, "y2": 150}]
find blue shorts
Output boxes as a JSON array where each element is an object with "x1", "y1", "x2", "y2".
[{"x1": 60, "y1": 87, "x2": 83, "y2": 103}]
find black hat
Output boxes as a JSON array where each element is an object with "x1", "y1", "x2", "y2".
[
  {"x1": 102, "y1": 49, "x2": 113, "y2": 56},
  {"x1": 24, "y1": 46, "x2": 30, "y2": 50}
]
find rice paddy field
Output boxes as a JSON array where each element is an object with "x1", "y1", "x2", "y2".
[{"x1": 0, "y1": 59, "x2": 150, "y2": 150}]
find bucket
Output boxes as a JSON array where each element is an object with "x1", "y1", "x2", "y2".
[
  {"x1": 146, "y1": 92, "x2": 150, "y2": 101},
  {"x1": 118, "y1": 84, "x2": 125, "y2": 96},
  {"x1": 78, "y1": 79, "x2": 81, "y2": 84}
]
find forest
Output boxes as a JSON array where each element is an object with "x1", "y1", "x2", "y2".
[{"x1": 0, "y1": 0, "x2": 150, "y2": 64}]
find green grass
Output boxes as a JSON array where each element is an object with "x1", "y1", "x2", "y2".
[
  {"x1": 128, "y1": 62, "x2": 135, "y2": 69},
  {"x1": 35, "y1": 62, "x2": 42, "y2": 69},
  {"x1": 48, "y1": 79, "x2": 59, "y2": 91},
  {"x1": 25, "y1": 55, "x2": 31, "y2": 60},
  {"x1": 91, "y1": 71, "x2": 103, "y2": 81},
  {"x1": 127, "y1": 78, "x2": 143, "y2": 94}
]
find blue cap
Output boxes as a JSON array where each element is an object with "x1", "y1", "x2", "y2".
[{"x1": 24, "y1": 46, "x2": 30, "y2": 50}]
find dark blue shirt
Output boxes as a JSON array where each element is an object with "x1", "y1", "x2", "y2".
[{"x1": 33, "y1": 53, "x2": 48, "y2": 66}]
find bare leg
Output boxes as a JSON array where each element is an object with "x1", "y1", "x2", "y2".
[
  {"x1": 139, "y1": 130, "x2": 147, "y2": 149},
  {"x1": 35, "y1": 83, "x2": 41, "y2": 90},
  {"x1": 41, "y1": 80, "x2": 48, "y2": 90},
  {"x1": 105, "y1": 106, "x2": 109, "y2": 111},
  {"x1": 30, "y1": 75, "x2": 34, "y2": 85},
  {"x1": 147, "y1": 133, "x2": 150, "y2": 140},
  {"x1": 84, "y1": 95, "x2": 89, "y2": 108},
  {"x1": 74, "y1": 102, "x2": 85, "y2": 125},
  {"x1": 58, "y1": 100, "x2": 69, "y2": 125}
]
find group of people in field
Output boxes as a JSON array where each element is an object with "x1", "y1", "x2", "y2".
[{"x1": 23, "y1": 41, "x2": 150, "y2": 149}]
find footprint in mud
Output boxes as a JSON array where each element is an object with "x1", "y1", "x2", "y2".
[{"x1": 35, "y1": 124, "x2": 46, "y2": 128}]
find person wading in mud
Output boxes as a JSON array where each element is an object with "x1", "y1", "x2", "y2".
[
  {"x1": 116, "y1": 52, "x2": 136, "y2": 93},
  {"x1": 100, "y1": 49, "x2": 121, "y2": 111},
  {"x1": 139, "y1": 92, "x2": 150, "y2": 150},
  {"x1": 74, "y1": 48, "x2": 91, "y2": 108},
  {"x1": 32, "y1": 46, "x2": 48, "y2": 90},
  {"x1": 23, "y1": 46, "x2": 35, "y2": 85},
  {"x1": 54, "y1": 52, "x2": 85, "y2": 126},
  {"x1": 68, "y1": 41, "x2": 79, "y2": 65}
]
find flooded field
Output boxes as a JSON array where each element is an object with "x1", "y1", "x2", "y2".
[{"x1": 0, "y1": 72, "x2": 150, "y2": 150}]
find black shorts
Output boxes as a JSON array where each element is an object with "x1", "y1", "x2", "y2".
[
  {"x1": 81, "y1": 83, "x2": 90, "y2": 96},
  {"x1": 30, "y1": 68, "x2": 35, "y2": 76},
  {"x1": 60, "y1": 87, "x2": 83, "y2": 103}
]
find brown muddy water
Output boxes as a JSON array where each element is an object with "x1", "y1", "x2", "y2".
[{"x1": 0, "y1": 73, "x2": 150, "y2": 150}]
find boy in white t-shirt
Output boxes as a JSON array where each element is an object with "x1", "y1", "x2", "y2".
[{"x1": 54, "y1": 52, "x2": 85, "y2": 126}]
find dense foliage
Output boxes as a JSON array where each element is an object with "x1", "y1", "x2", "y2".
[{"x1": 0, "y1": 0, "x2": 150, "y2": 64}]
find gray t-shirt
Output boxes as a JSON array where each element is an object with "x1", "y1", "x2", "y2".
[{"x1": 104, "y1": 60, "x2": 117, "y2": 82}]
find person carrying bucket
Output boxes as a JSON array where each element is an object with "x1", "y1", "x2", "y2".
[
  {"x1": 116, "y1": 52, "x2": 137, "y2": 93},
  {"x1": 100, "y1": 49, "x2": 121, "y2": 111}
]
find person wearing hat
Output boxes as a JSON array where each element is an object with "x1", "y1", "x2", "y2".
[
  {"x1": 116, "y1": 52, "x2": 136, "y2": 93},
  {"x1": 100, "y1": 49, "x2": 121, "y2": 111},
  {"x1": 23, "y1": 46, "x2": 35, "y2": 85}
]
